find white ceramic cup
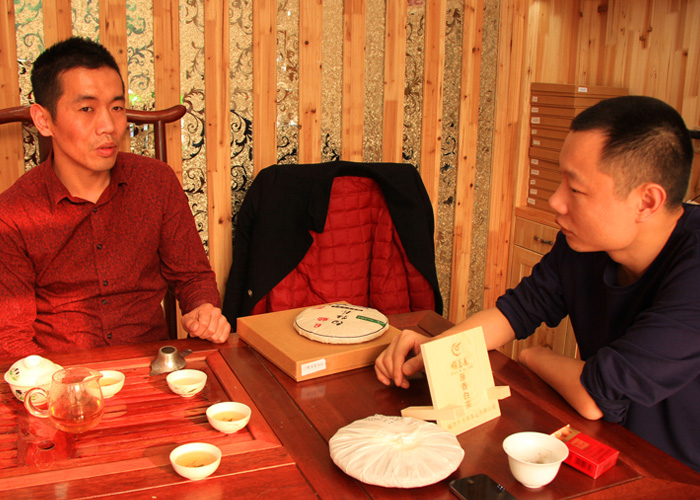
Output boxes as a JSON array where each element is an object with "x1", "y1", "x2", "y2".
[
  {"x1": 206, "y1": 402, "x2": 251, "y2": 434},
  {"x1": 170, "y1": 442, "x2": 222, "y2": 481},
  {"x1": 503, "y1": 431, "x2": 569, "y2": 488}
]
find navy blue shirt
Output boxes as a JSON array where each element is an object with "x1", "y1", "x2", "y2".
[{"x1": 497, "y1": 204, "x2": 700, "y2": 472}]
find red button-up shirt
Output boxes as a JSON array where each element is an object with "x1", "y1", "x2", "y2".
[{"x1": 0, "y1": 153, "x2": 220, "y2": 357}]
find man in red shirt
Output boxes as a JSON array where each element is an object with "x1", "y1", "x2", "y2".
[{"x1": 0, "y1": 37, "x2": 230, "y2": 356}]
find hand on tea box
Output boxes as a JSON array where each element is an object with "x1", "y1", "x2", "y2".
[{"x1": 182, "y1": 303, "x2": 231, "y2": 343}]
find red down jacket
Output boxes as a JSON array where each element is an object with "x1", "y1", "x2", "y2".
[{"x1": 222, "y1": 161, "x2": 443, "y2": 326}]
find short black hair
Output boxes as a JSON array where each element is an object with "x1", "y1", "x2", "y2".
[
  {"x1": 571, "y1": 96, "x2": 693, "y2": 207},
  {"x1": 30, "y1": 37, "x2": 124, "y2": 117}
]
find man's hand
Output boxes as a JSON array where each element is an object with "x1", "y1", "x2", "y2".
[
  {"x1": 374, "y1": 329, "x2": 431, "y2": 389},
  {"x1": 182, "y1": 303, "x2": 231, "y2": 344}
]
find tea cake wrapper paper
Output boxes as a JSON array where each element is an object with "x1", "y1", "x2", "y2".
[
  {"x1": 402, "y1": 327, "x2": 510, "y2": 435},
  {"x1": 329, "y1": 414, "x2": 465, "y2": 488}
]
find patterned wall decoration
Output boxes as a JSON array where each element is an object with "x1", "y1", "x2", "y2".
[
  {"x1": 125, "y1": 0, "x2": 155, "y2": 157},
  {"x1": 321, "y1": 1, "x2": 342, "y2": 162},
  {"x1": 402, "y1": 2, "x2": 425, "y2": 167},
  {"x1": 229, "y1": 0, "x2": 255, "y2": 224},
  {"x1": 276, "y1": 0, "x2": 299, "y2": 165},
  {"x1": 467, "y1": 0, "x2": 498, "y2": 316},
  {"x1": 362, "y1": 0, "x2": 385, "y2": 163},
  {"x1": 14, "y1": 0, "x2": 43, "y2": 171},
  {"x1": 179, "y1": 0, "x2": 210, "y2": 249},
  {"x1": 434, "y1": 0, "x2": 464, "y2": 319}
]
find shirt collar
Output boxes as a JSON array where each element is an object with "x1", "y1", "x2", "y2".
[{"x1": 43, "y1": 152, "x2": 129, "y2": 208}]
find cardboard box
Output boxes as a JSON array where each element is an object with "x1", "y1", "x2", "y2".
[
  {"x1": 236, "y1": 304, "x2": 401, "y2": 382},
  {"x1": 553, "y1": 425, "x2": 619, "y2": 478}
]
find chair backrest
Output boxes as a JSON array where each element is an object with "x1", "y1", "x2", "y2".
[{"x1": 0, "y1": 103, "x2": 186, "y2": 339}]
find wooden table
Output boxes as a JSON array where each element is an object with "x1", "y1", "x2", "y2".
[{"x1": 2, "y1": 311, "x2": 699, "y2": 499}]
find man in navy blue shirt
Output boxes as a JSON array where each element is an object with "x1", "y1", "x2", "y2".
[{"x1": 375, "y1": 96, "x2": 700, "y2": 472}]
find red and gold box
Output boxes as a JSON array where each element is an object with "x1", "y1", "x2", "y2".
[{"x1": 553, "y1": 425, "x2": 619, "y2": 479}]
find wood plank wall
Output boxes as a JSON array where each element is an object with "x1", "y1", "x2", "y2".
[
  {"x1": 1, "y1": 0, "x2": 699, "y2": 326},
  {"x1": 484, "y1": 0, "x2": 700, "y2": 309}
]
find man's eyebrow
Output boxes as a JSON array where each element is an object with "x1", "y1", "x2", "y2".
[{"x1": 73, "y1": 93, "x2": 126, "y2": 103}]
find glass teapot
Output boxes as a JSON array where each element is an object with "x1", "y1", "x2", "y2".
[{"x1": 24, "y1": 367, "x2": 105, "y2": 433}]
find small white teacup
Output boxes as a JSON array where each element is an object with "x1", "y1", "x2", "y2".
[
  {"x1": 166, "y1": 369, "x2": 207, "y2": 397},
  {"x1": 99, "y1": 370, "x2": 125, "y2": 398},
  {"x1": 503, "y1": 431, "x2": 569, "y2": 489},
  {"x1": 206, "y1": 402, "x2": 251, "y2": 434},
  {"x1": 170, "y1": 442, "x2": 221, "y2": 481}
]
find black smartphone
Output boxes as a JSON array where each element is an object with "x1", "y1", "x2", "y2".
[{"x1": 449, "y1": 474, "x2": 517, "y2": 500}]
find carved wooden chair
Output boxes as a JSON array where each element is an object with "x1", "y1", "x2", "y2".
[{"x1": 0, "y1": 104, "x2": 187, "y2": 339}]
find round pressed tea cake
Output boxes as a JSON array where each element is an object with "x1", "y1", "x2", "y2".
[
  {"x1": 293, "y1": 303, "x2": 389, "y2": 345},
  {"x1": 329, "y1": 414, "x2": 465, "y2": 488}
]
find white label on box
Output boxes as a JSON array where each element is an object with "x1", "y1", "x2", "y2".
[
  {"x1": 578, "y1": 86, "x2": 588, "y2": 93},
  {"x1": 531, "y1": 117, "x2": 541, "y2": 124},
  {"x1": 527, "y1": 198, "x2": 536, "y2": 205},
  {"x1": 532, "y1": 96, "x2": 539, "y2": 102},
  {"x1": 531, "y1": 168, "x2": 540, "y2": 175},
  {"x1": 531, "y1": 158, "x2": 539, "y2": 165},
  {"x1": 531, "y1": 128, "x2": 538, "y2": 135},
  {"x1": 532, "y1": 139, "x2": 541, "y2": 145},
  {"x1": 530, "y1": 179, "x2": 536, "y2": 184},
  {"x1": 531, "y1": 107, "x2": 539, "y2": 113},
  {"x1": 530, "y1": 188, "x2": 538, "y2": 195},
  {"x1": 301, "y1": 358, "x2": 327, "y2": 376}
]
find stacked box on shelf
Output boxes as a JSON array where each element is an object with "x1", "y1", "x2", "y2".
[{"x1": 526, "y1": 83, "x2": 628, "y2": 214}]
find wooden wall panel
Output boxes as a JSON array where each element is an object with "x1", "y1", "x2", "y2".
[
  {"x1": 449, "y1": 0, "x2": 485, "y2": 324},
  {"x1": 205, "y1": 0, "x2": 232, "y2": 297},
  {"x1": 419, "y1": 0, "x2": 447, "y2": 212},
  {"x1": 482, "y1": 0, "x2": 527, "y2": 309},
  {"x1": 0, "y1": 0, "x2": 21, "y2": 191},
  {"x1": 99, "y1": 0, "x2": 129, "y2": 152},
  {"x1": 153, "y1": 0, "x2": 183, "y2": 181},
  {"x1": 253, "y1": 0, "x2": 277, "y2": 173},
  {"x1": 42, "y1": 0, "x2": 72, "y2": 46},
  {"x1": 381, "y1": 0, "x2": 407, "y2": 163},
  {"x1": 299, "y1": 0, "x2": 323, "y2": 164},
  {"x1": 341, "y1": 0, "x2": 366, "y2": 161}
]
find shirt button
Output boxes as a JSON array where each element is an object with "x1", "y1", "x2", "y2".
[
  {"x1": 103, "y1": 280, "x2": 109, "y2": 286},
  {"x1": 92, "y1": 207, "x2": 98, "y2": 213},
  {"x1": 101, "y1": 298, "x2": 107, "y2": 305},
  {"x1": 96, "y1": 244, "x2": 103, "y2": 250},
  {"x1": 107, "y1": 333, "x2": 112, "y2": 339}
]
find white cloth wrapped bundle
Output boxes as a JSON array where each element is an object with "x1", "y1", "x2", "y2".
[{"x1": 329, "y1": 414, "x2": 465, "y2": 488}]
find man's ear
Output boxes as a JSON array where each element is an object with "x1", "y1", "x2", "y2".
[
  {"x1": 29, "y1": 103, "x2": 54, "y2": 138},
  {"x1": 636, "y1": 182, "x2": 667, "y2": 221}
]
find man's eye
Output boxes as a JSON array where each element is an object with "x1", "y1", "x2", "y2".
[{"x1": 80, "y1": 107, "x2": 92, "y2": 112}]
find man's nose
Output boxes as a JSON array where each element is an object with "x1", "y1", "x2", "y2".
[
  {"x1": 548, "y1": 182, "x2": 566, "y2": 214},
  {"x1": 95, "y1": 108, "x2": 117, "y2": 134}
]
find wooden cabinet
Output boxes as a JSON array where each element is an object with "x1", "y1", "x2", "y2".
[{"x1": 500, "y1": 216, "x2": 579, "y2": 361}]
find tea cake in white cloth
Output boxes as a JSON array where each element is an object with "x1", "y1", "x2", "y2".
[
  {"x1": 329, "y1": 414, "x2": 465, "y2": 488},
  {"x1": 293, "y1": 304, "x2": 389, "y2": 344}
]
